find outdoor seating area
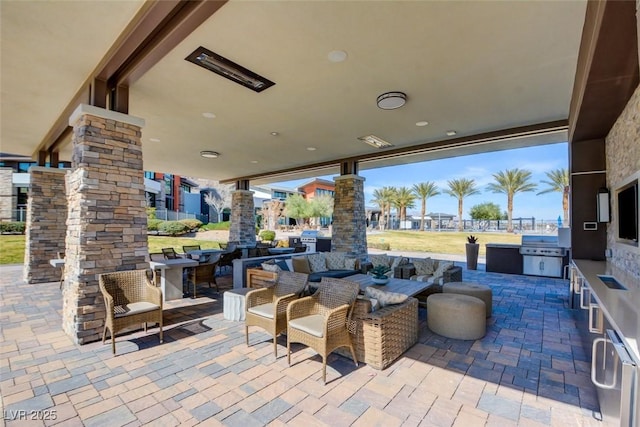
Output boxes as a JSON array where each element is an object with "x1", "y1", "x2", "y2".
[{"x1": 0, "y1": 263, "x2": 605, "y2": 425}]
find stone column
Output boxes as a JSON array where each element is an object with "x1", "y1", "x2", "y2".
[
  {"x1": 0, "y1": 168, "x2": 13, "y2": 221},
  {"x1": 23, "y1": 167, "x2": 68, "y2": 283},
  {"x1": 62, "y1": 104, "x2": 148, "y2": 344},
  {"x1": 332, "y1": 174, "x2": 367, "y2": 257},
  {"x1": 229, "y1": 190, "x2": 256, "y2": 245}
]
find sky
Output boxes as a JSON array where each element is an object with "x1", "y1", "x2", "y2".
[{"x1": 274, "y1": 142, "x2": 569, "y2": 222}]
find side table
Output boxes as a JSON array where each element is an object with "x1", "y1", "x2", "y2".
[
  {"x1": 394, "y1": 263, "x2": 416, "y2": 279},
  {"x1": 223, "y1": 288, "x2": 255, "y2": 321}
]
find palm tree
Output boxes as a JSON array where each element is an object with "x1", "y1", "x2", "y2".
[
  {"x1": 487, "y1": 168, "x2": 537, "y2": 232},
  {"x1": 537, "y1": 168, "x2": 570, "y2": 226},
  {"x1": 412, "y1": 182, "x2": 440, "y2": 231},
  {"x1": 393, "y1": 187, "x2": 416, "y2": 229},
  {"x1": 371, "y1": 186, "x2": 396, "y2": 230},
  {"x1": 444, "y1": 178, "x2": 480, "y2": 231}
]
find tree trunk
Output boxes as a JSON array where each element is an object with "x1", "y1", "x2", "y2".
[
  {"x1": 458, "y1": 198, "x2": 463, "y2": 231},
  {"x1": 563, "y1": 186, "x2": 569, "y2": 225},
  {"x1": 507, "y1": 193, "x2": 513, "y2": 232},
  {"x1": 420, "y1": 198, "x2": 426, "y2": 231}
]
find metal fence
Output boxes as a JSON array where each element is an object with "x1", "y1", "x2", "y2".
[
  {"x1": 154, "y1": 209, "x2": 208, "y2": 223},
  {"x1": 375, "y1": 217, "x2": 566, "y2": 234}
]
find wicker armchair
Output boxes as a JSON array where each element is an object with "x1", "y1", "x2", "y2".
[
  {"x1": 286, "y1": 277, "x2": 360, "y2": 384},
  {"x1": 186, "y1": 261, "x2": 218, "y2": 297},
  {"x1": 99, "y1": 270, "x2": 163, "y2": 355},
  {"x1": 245, "y1": 271, "x2": 309, "y2": 357}
]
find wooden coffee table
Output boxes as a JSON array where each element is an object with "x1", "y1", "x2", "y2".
[{"x1": 345, "y1": 273, "x2": 434, "y2": 297}]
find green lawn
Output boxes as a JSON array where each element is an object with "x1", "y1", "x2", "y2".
[{"x1": 0, "y1": 231, "x2": 522, "y2": 265}]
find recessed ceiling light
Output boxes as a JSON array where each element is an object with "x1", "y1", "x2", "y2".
[
  {"x1": 202, "y1": 112, "x2": 216, "y2": 119},
  {"x1": 307, "y1": 147, "x2": 317, "y2": 151},
  {"x1": 200, "y1": 150, "x2": 220, "y2": 159},
  {"x1": 377, "y1": 92, "x2": 407, "y2": 110},
  {"x1": 416, "y1": 121, "x2": 429, "y2": 127},
  {"x1": 250, "y1": 160, "x2": 258, "y2": 164},
  {"x1": 270, "y1": 132, "x2": 279, "y2": 136},
  {"x1": 149, "y1": 138, "x2": 161, "y2": 143},
  {"x1": 328, "y1": 50, "x2": 348, "y2": 63},
  {"x1": 446, "y1": 130, "x2": 457, "y2": 136},
  {"x1": 358, "y1": 135, "x2": 394, "y2": 149}
]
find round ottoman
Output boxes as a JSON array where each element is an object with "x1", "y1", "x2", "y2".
[
  {"x1": 427, "y1": 293, "x2": 486, "y2": 340},
  {"x1": 443, "y1": 281, "x2": 492, "y2": 317}
]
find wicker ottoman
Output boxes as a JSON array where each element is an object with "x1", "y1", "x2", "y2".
[
  {"x1": 427, "y1": 293, "x2": 486, "y2": 340},
  {"x1": 443, "y1": 281, "x2": 492, "y2": 317}
]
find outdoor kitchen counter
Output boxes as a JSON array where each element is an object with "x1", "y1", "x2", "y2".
[
  {"x1": 485, "y1": 243, "x2": 522, "y2": 274},
  {"x1": 573, "y1": 259, "x2": 640, "y2": 363}
]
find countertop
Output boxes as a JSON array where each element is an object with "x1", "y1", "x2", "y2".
[
  {"x1": 485, "y1": 243, "x2": 521, "y2": 249},
  {"x1": 572, "y1": 259, "x2": 640, "y2": 363}
]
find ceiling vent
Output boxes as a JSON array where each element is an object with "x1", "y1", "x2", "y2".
[
  {"x1": 186, "y1": 46, "x2": 275, "y2": 93},
  {"x1": 358, "y1": 135, "x2": 394, "y2": 149}
]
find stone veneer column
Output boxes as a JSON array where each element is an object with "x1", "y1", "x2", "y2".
[
  {"x1": 63, "y1": 104, "x2": 148, "y2": 344},
  {"x1": 0, "y1": 168, "x2": 13, "y2": 221},
  {"x1": 23, "y1": 167, "x2": 68, "y2": 283},
  {"x1": 228, "y1": 190, "x2": 256, "y2": 245},
  {"x1": 606, "y1": 84, "x2": 640, "y2": 279},
  {"x1": 332, "y1": 174, "x2": 367, "y2": 257}
]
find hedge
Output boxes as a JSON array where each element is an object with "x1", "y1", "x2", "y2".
[
  {"x1": 0, "y1": 222, "x2": 25, "y2": 234},
  {"x1": 259, "y1": 230, "x2": 276, "y2": 241},
  {"x1": 158, "y1": 221, "x2": 189, "y2": 236},
  {"x1": 147, "y1": 219, "x2": 163, "y2": 231},
  {"x1": 179, "y1": 218, "x2": 203, "y2": 230}
]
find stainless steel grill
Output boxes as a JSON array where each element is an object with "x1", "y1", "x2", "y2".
[
  {"x1": 520, "y1": 235, "x2": 566, "y2": 277},
  {"x1": 300, "y1": 230, "x2": 322, "y2": 252}
]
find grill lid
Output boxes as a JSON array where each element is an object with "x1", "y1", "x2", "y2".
[
  {"x1": 520, "y1": 235, "x2": 559, "y2": 247},
  {"x1": 300, "y1": 230, "x2": 322, "y2": 238}
]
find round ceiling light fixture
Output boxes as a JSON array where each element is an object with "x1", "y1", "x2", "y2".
[
  {"x1": 200, "y1": 150, "x2": 220, "y2": 159},
  {"x1": 377, "y1": 92, "x2": 407, "y2": 110},
  {"x1": 328, "y1": 50, "x2": 348, "y2": 63}
]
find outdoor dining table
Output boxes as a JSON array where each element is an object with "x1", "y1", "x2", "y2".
[{"x1": 185, "y1": 248, "x2": 226, "y2": 261}]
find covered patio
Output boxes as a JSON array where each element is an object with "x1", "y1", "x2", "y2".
[{"x1": 1, "y1": 262, "x2": 611, "y2": 426}]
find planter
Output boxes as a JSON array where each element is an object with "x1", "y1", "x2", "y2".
[
  {"x1": 466, "y1": 243, "x2": 479, "y2": 270},
  {"x1": 371, "y1": 277, "x2": 389, "y2": 285}
]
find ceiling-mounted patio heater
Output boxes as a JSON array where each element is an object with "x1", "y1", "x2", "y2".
[{"x1": 185, "y1": 46, "x2": 275, "y2": 93}]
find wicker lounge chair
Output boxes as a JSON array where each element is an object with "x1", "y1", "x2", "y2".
[
  {"x1": 99, "y1": 270, "x2": 163, "y2": 355},
  {"x1": 286, "y1": 277, "x2": 360, "y2": 383},
  {"x1": 245, "y1": 271, "x2": 309, "y2": 357}
]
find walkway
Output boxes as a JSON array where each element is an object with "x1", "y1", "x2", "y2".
[{"x1": 0, "y1": 263, "x2": 611, "y2": 426}]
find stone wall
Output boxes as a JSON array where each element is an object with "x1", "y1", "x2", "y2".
[
  {"x1": 62, "y1": 105, "x2": 148, "y2": 344},
  {"x1": 0, "y1": 168, "x2": 13, "y2": 221},
  {"x1": 23, "y1": 167, "x2": 68, "y2": 283},
  {"x1": 606, "y1": 84, "x2": 640, "y2": 280},
  {"x1": 229, "y1": 190, "x2": 256, "y2": 245},
  {"x1": 332, "y1": 174, "x2": 367, "y2": 257}
]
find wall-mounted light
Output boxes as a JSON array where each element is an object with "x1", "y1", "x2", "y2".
[
  {"x1": 200, "y1": 151, "x2": 220, "y2": 159},
  {"x1": 597, "y1": 187, "x2": 610, "y2": 223}
]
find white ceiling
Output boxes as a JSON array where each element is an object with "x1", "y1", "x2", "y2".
[{"x1": 1, "y1": 1, "x2": 587, "y2": 184}]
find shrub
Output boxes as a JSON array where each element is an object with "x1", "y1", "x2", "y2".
[
  {"x1": 147, "y1": 218, "x2": 163, "y2": 231},
  {"x1": 367, "y1": 241, "x2": 391, "y2": 251},
  {"x1": 158, "y1": 220, "x2": 188, "y2": 236},
  {"x1": 179, "y1": 219, "x2": 203, "y2": 230},
  {"x1": 200, "y1": 221, "x2": 230, "y2": 231},
  {"x1": 259, "y1": 230, "x2": 276, "y2": 241},
  {"x1": 0, "y1": 222, "x2": 25, "y2": 234},
  {"x1": 146, "y1": 207, "x2": 156, "y2": 219}
]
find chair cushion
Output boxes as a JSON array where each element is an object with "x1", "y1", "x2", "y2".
[
  {"x1": 308, "y1": 270, "x2": 359, "y2": 282},
  {"x1": 247, "y1": 303, "x2": 275, "y2": 319},
  {"x1": 365, "y1": 287, "x2": 408, "y2": 307},
  {"x1": 114, "y1": 302, "x2": 160, "y2": 318},
  {"x1": 289, "y1": 314, "x2": 324, "y2": 337},
  {"x1": 308, "y1": 253, "x2": 328, "y2": 273},
  {"x1": 262, "y1": 260, "x2": 281, "y2": 272},
  {"x1": 432, "y1": 261, "x2": 454, "y2": 279},
  {"x1": 276, "y1": 260, "x2": 290, "y2": 271},
  {"x1": 344, "y1": 257, "x2": 358, "y2": 270},
  {"x1": 292, "y1": 257, "x2": 311, "y2": 274}
]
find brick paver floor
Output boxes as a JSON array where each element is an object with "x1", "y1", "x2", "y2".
[{"x1": 0, "y1": 263, "x2": 614, "y2": 426}]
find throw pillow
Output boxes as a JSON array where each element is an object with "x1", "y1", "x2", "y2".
[
  {"x1": 325, "y1": 252, "x2": 347, "y2": 270},
  {"x1": 308, "y1": 253, "x2": 328, "y2": 272},
  {"x1": 413, "y1": 258, "x2": 435, "y2": 276},
  {"x1": 275, "y1": 260, "x2": 290, "y2": 271},
  {"x1": 292, "y1": 257, "x2": 311, "y2": 274},
  {"x1": 390, "y1": 256, "x2": 408, "y2": 270},
  {"x1": 261, "y1": 260, "x2": 280, "y2": 272},
  {"x1": 344, "y1": 257, "x2": 358, "y2": 270},
  {"x1": 369, "y1": 254, "x2": 390, "y2": 268},
  {"x1": 365, "y1": 286, "x2": 408, "y2": 307},
  {"x1": 432, "y1": 261, "x2": 453, "y2": 279}
]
